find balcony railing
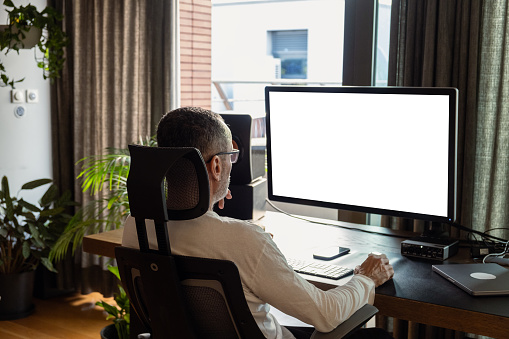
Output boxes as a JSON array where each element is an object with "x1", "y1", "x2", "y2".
[{"x1": 212, "y1": 79, "x2": 343, "y2": 111}]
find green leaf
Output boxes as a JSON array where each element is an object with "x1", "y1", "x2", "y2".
[
  {"x1": 40, "y1": 207, "x2": 65, "y2": 217},
  {"x1": 30, "y1": 236, "x2": 45, "y2": 249},
  {"x1": 41, "y1": 257, "x2": 57, "y2": 272},
  {"x1": 18, "y1": 199, "x2": 41, "y2": 212},
  {"x1": 1, "y1": 176, "x2": 14, "y2": 220},
  {"x1": 21, "y1": 178, "x2": 52, "y2": 190},
  {"x1": 56, "y1": 189, "x2": 73, "y2": 207},
  {"x1": 107, "y1": 195, "x2": 118, "y2": 210},
  {"x1": 4, "y1": 0, "x2": 14, "y2": 8},
  {"x1": 15, "y1": 223, "x2": 24, "y2": 235},
  {"x1": 108, "y1": 265, "x2": 120, "y2": 280},
  {"x1": 96, "y1": 301, "x2": 120, "y2": 318},
  {"x1": 22, "y1": 241, "x2": 30, "y2": 258},
  {"x1": 21, "y1": 211, "x2": 36, "y2": 221},
  {"x1": 27, "y1": 221, "x2": 40, "y2": 237},
  {"x1": 40, "y1": 184, "x2": 58, "y2": 206}
]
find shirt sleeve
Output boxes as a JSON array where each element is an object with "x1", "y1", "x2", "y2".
[{"x1": 249, "y1": 233, "x2": 375, "y2": 333}]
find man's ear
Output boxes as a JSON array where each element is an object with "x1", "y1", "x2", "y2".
[{"x1": 207, "y1": 155, "x2": 222, "y2": 181}]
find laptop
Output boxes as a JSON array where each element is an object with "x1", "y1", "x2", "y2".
[{"x1": 432, "y1": 263, "x2": 509, "y2": 296}]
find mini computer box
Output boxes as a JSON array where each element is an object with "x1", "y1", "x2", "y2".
[{"x1": 401, "y1": 237, "x2": 459, "y2": 261}]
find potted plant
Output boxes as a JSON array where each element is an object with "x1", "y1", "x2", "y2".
[
  {"x1": 0, "y1": 176, "x2": 75, "y2": 320},
  {"x1": 96, "y1": 265, "x2": 130, "y2": 339},
  {"x1": 0, "y1": 0, "x2": 68, "y2": 88},
  {"x1": 50, "y1": 137, "x2": 156, "y2": 262}
]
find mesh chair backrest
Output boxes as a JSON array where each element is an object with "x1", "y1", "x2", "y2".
[
  {"x1": 127, "y1": 145, "x2": 209, "y2": 255},
  {"x1": 182, "y1": 283, "x2": 239, "y2": 339},
  {"x1": 165, "y1": 157, "x2": 200, "y2": 210},
  {"x1": 127, "y1": 145, "x2": 209, "y2": 224}
]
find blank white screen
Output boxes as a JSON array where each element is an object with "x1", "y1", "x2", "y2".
[{"x1": 268, "y1": 91, "x2": 451, "y2": 218}]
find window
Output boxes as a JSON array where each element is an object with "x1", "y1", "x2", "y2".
[
  {"x1": 269, "y1": 30, "x2": 308, "y2": 79},
  {"x1": 211, "y1": 0, "x2": 393, "y2": 222},
  {"x1": 375, "y1": 0, "x2": 392, "y2": 86},
  {"x1": 211, "y1": 0, "x2": 345, "y2": 114}
]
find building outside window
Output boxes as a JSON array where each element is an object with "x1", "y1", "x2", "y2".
[
  {"x1": 269, "y1": 30, "x2": 308, "y2": 79},
  {"x1": 211, "y1": 0, "x2": 345, "y2": 114}
]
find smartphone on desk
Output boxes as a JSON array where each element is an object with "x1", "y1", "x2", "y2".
[{"x1": 313, "y1": 246, "x2": 350, "y2": 261}]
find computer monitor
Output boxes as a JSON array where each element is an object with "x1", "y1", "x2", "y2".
[{"x1": 265, "y1": 86, "x2": 458, "y2": 225}]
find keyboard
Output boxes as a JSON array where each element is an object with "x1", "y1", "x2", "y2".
[{"x1": 287, "y1": 258, "x2": 354, "y2": 280}]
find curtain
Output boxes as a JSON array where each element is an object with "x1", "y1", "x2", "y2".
[
  {"x1": 50, "y1": 0, "x2": 176, "y2": 296},
  {"x1": 386, "y1": 0, "x2": 509, "y2": 241},
  {"x1": 385, "y1": 1, "x2": 509, "y2": 338},
  {"x1": 49, "y1": 0, "x2": 76, "y2": 293},
  {"x1": 385, "y1": 0, "x2": 482, "y2": 237},
  {"x1": 471, "y1": 1, "x2": 509, "y2": 241}
]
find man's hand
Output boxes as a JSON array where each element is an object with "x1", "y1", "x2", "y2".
[
  {"x1": 354, "y1": 253, "x2": 394, "y2": 287},
  {"x1": 217, "y1": 189, "x2": 232, "y2": 209}
]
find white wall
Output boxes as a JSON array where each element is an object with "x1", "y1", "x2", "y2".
[{"x1": 0, "y1": 0, "x2": 53, "y2": 205}]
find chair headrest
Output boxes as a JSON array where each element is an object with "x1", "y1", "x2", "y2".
[{"x1": 127, "y1": 145, "x2": 210, "y2": 223}]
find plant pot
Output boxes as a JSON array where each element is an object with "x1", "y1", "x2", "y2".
[
  {"x1": 0, "y1": 270, "x2": 36, "y2": 320},
  {"x1": 100, "y1": 324, "x2": 119, "y2": 339},
  {"x1": 33, "y1": 262, "x2": 75, "y2": 300}
]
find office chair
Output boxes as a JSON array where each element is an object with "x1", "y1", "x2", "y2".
[{"x1": 115, "y1": 144, "x2": 378, "y2": 339}]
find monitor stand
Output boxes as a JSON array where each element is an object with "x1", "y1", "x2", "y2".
[{"x1": 419, "y1": 221, "x2": 453, "y2": 240}]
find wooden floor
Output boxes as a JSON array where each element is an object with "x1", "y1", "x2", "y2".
[{"x1": 0, "y1": 292, "x2": 114, "y2": 339}]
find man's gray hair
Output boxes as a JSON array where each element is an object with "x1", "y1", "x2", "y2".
[{"x1": 156, "y1": 107, "x2": 231, "y2": 161}]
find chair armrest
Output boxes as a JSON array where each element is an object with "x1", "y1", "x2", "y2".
[{"x1": 310, "y1": 304, "x2": 378, "y2": 339}]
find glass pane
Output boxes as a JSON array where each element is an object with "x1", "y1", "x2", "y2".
[
  {"x1": 375, "y1": 0, "x2": 392, "y2": 87},
  {"x1": 370, "y1": 0, "x2": 393, "y2": 226},
  {"x1": 211, "y1": 0, "x2": 345, "y2": 114}
]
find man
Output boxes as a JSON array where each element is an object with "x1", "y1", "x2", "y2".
[{"x1": 123, "y1": 107, "x2": 394, "y2": 339}]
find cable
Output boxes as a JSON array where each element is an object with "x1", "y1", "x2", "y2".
[
  {"x1": 266, "y1": 200, "x2": 509, "y2": 246},
  {"x1": 459, "y1": 223, "x2": 508, "y2": 259},
  {"x1": 451, "y1": 222, "x2": 508, "y2": 243},
  {"x1": 482, "y1": 240, "x2": 509, "y2": 263},
  {"x1": 484, "y1": 227, "x2": 509, "y2": 234},
  {"x1": 266, "y1": 199, "x2": 408, "y2": 238}
]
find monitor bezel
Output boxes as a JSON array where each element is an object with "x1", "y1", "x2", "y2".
[{"x1": 265, "y1": 85, "x2": 458, "y2": 224}]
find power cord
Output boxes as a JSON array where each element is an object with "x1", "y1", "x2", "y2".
[
  {"x1": 265, "y1": 199, "x2": 408, "y2": 239},
  {"x1": 451, "y1": 222, "x2": 508, "y2": 243},
  {"x1": 266, "y1": 200, "x2": 509, "y2": 250},
  {"x1": 482, "y1": 241, "x2": 509, "y2": 264}
]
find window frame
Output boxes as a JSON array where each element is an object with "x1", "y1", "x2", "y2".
[{"x1": 342, "y1": 0, "x2": 378, "y2": 86}]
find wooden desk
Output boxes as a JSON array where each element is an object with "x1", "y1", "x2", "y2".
[
  {"x1": 83, "y1": 211, "x2": 509, "y2": 338},
  {"x1": 83, "y1": 227, "x2": 123, "y2": 258}
]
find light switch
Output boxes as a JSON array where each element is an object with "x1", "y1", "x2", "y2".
[
  {"x1": 11, "y1": 90, "x2": 24, "y2": 103},
  {"x1": 26, "y1": 89, "x2": 38, "y2": 103}
]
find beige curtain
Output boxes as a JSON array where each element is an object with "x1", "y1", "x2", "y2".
[{"x1": 51, "y1": 0, "x2": 176, "y2": 295}]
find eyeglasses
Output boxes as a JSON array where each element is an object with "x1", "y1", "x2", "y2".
[{"x1": 208, "y1": 149, "x2": 240, "y2": 164}]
